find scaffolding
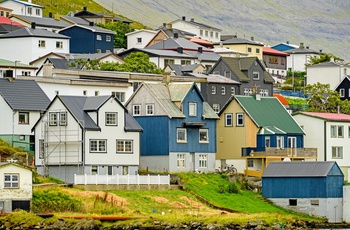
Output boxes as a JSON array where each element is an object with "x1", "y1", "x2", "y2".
[{"x1": 40, "y1": 109, "x2": 84, "y2": 181}]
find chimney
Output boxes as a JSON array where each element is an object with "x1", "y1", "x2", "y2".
[
  {"x1": 163, "y1": 23, "x2": 166, "y2": 27},
  {"x1": 299, "y1": 42, "x2": 304, "y2": 48},
  {"x1": 83, "y1": 6, "x2": 87, "y2": 11},
  {"x1": 320, "y1": 49, "x2": 323, "y2": 53},
  {"x1": 255, "y1": 93, "x2": 261, "y2": 101},
  {"x1": 49, "y1": 12, "x2": 52, "y2": 18},
  {"x1": 177, "y1": 47, "x2": 183, "y2": 54},
  {"x1": 198, "y1": 47, "x2": 203, "y2": 53},
  {"x1": 286, "y1": 41, "x2": 289, "y2": 44},
  {"x1": 43, "y1": 63, "x2": 53, "y2": 77},
  {"x1": 220, "y1": 41, "x2": 223, "y2": 48},
  {"x1": 89, "y1": 21, "x2": 94, "y2": 26},
  {"x1": 182, "y1": 16, "x2": 186, "y2": 21},
  {"x1": 306, "y1": 46, "x2": 309, "y2": 49},
  {"x1": 251, "y1": 36, "x2": 254, "y2": 41},
  {"x1": 167, "y1": 23, "x2": 172, "y2": 29},
  {"x1": 31, "y1": 22, "x2": 36, "y2": 29},
  {"x1": 190, "y1": 18, "x2": 194, "y2": 22},
  {"x1": 162, "y1": 72, "x2": 171, "y2": 84},
  {"x1": 174, "y1": 33, "x2": 178, "y2": 38}
]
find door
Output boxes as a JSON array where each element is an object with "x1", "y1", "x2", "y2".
[{"x1": 288, "y1": 137, "x2": 296, "y2": 156}]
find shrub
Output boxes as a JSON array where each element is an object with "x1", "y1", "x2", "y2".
[
  {"x1": 227, "y1": 182, "x2": 240, "y2": 194},
  {"x1": 217, "y1": 184, "x2": 226, "y2": 194}
]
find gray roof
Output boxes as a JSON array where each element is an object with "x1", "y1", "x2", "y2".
[
  {"x1": 11, "y1": 0, "x2": 43, "y2": 8},
  {"x1": 172, "y1": 18, "x2": 221, "y2": 31},
  {"x1": 59, "y1": 24, "x2": 116, "y2": 34},
  {"x1": 167, "y1": 64, "x2": 183, "y2": 75},
  {"x1": 0, "y1": 78, "x2": 50, "y2": 111},
  {"x1": 0, "y1": 27, "x2": 70, "y2": 39},
  {"x1": 191, "y1": 74, "x2": 240, "y2": 84},
  {"x1": 12, "y1": 14, "x2": 70, "y2": 28},
  {"x1": 218, "y1": 37, "x2": 263, "y2": 46},
  {"x1": 284, "y1": 48, "x2": 320, "y2": 55},
  {"x1": 120, "y1": 48, "x2": 196, "y2": 59},
  {"x1": 147, "y1": 37, "x2": 211, "y2": 51},
  {"x1": 58, "y1": 95, "x2": 142, "y2": 132},
  {"x1": 46, "y1": 58, "x2": 76, "y2": 69},
  {"x1": 185, "y1": 50, "x2": 220, "y2": 62},
  {"x1": 156, "y1": 26, "x2": 196, "y2": 37},
  {"x1": 0, "y1": 24, "x2": 23, "y2": 34},
  {"x1": 262, "y1": 162, "x2": 341, "y2": 178},
  {"x1": 308, "y1": 61, "x2": 350, "y2": 68},
  {"x1": 61, "y1": 15, "x2": 90, "y2": 25}
]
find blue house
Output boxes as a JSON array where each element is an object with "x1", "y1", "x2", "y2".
[
  {"x1": 58, "y1": 23, "x2": 115, "y2": 53},
  {"x1": 262, "y1": 161, "x2": 344, "y2": 223},
  {"x1": 125, "y1": 82, "x2": 219, "y2": 173}
]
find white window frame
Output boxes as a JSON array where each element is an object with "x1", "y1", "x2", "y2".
[
  {"x1": 199, "y1": 129, "x2": 209, "y2": 143},
  {"x1": 177, "y1": 128, "x2": 187, "y2": 143},
  {"x1": 137, "y1": 37, "x2": 142, "y2": 43},
  {"x1": 96, "y1": 34, "x2": 102, "y2": 41},
  {"x1": 225, "y1": 113, "x2": 233, "y2": 126},
  {"x1": 177, "y1": 154, "x2": 185, "y2": 168},
  {"x1": 277, "y1": 136, "x2": 284, "y2": 149},
  {"x1": 332, "y1": 146, "x2": 343, "y2": 159},
  {"x1": 18, "y1": 112, "x2": 29, "y2": 124},
  {"x1": 211, "y1": 86, "x2": 216, "y2": 94},
  {"x1": 59, "y1": 112, "x2": 67, "y2": 126},
  {"x1": 331, "y1": 125, "x2": 344, "y2": 138},
  {"x1": 212, "y1": 104, "x2": 220, "y2": 113},
  {"x1": 236, "y1": 113, "x2": 244, "y2": 126},
  {"x1": 112, "y1": 92, "x2": 125, "y2": 102},
  {"x1": 133, "y1": 104, "x2": 141, "y2": 116},
  {"x1": 253, "y1": 71, "x2": 259, "y2": 80},
  {"x1": 189, "y1": 102, "x2": 197, "y2": 116},
  {"x1": 106, "y1": 35, "x2": 111, "y2": 42},
  {"x1": 90, "y1": 139, "x2": 107, "y2": 153},
  {"x1": 38, "y1": 40, "x2": 45, "y2": 48},
  {"x1": 146, "y1": 104, "x2": 154, "y2": 115},
  {"x1": 56, "y1": 41, "x2": 63, "y2": 49},
  {"x1": 116, "y1": 140, "x2": 133, "y2": 153},
  {"x1": 340, "y1": 88, "x2": 345, "y2": 97},
  {"x1": 221, "y1": 86, "x2": 226, "y2": 95},
  {"x1": 199, "y1": 154, "x2": 207, "y2": 168},
  {"x1": 49, "y1": 112, "x2": 57, "y2": 126},
  {"x1": 35, "y1": 8, "x2": 40, "y2": 16},
  {"x1": 4, "y1": 174, "x2": 19, "y2": 188},
  {"x1": 105, "y1": 112, "x2": 117, "y2": 126},
  {"x1": 91, "y1": 165, "x2": 98, "y2": 175},
  {"x1": 265, "y1": 136, "x2": 270, "y2": 147},
  {"x1": 231, "y1": 87, "x2": 235, "y2": 95}
]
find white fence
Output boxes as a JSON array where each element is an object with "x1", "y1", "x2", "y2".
[{"x1": 74, "y1": 174, "x2": 170, "y2": 185}]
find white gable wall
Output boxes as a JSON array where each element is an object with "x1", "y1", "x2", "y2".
[
  {"x1": 172, "y1": 20, "x2": 220, "y2": 43},
  {"x1": 307, "y1": 66, "x2": 345, "y2": 90},
  {"x1": 0, "y1": 1, "x2": 42, "y2": 17},
  {"x1": 126, "y1": 30, "x2": 156, "y2": 49},
  {"x1": 287, "y1": 53, "x2": 319, "y2": 72}
]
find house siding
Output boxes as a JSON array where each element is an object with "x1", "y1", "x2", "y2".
[{"x1": 336, "y1": 77, "x2": 350, "y2": 100}]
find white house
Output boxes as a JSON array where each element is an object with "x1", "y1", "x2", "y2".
[
  {"x1": 170, "y1": 16, "x2": 221, "y2": 43},
  {"x1": 0, "y1": 78, "x2": 50, "y2": 153},
  {"x1": 0, "y1": 58, "x2": 37, "y2": 78},
  {"x1": 293, "y1": 112, "x2": 350, "y2": 181},
  {"x1": 285, "y1": 44, "x2": 321, "y2": 72},
  {"x1": 0, "y1": 0, "x2": 43, "y2": 18},
  {"x1": 306, "y1": 60, "x2": 350, "y2": 90},
  {"x1": 126, "y1": 29, "x2": 157, "y2": 49},
  {"x1": 0, "y1": 162, "x2": 33, "y2": 213},
  {"x1": 0, "y1": 24, "x2": 70, "y2": 65},
  {"x1": 32, "y1": 95, "x2": 143, "y2": 184}
]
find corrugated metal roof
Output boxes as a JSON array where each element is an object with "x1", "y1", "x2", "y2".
[
  {"x1": 284, "y1": 48, "x2": 320, "y2": 55},
  {"x1": 147, "y1": 37, "x2": 211, "y2": 51},
  {"x1": 11, "y1": 14, "x2": 70, "y2": 28},
  {"x1": 60, "y1": 16, "x2": 90, "y2": 25},
  {"x1": 259, "y1": 126, "x2": 286, "y2": 135},
  {"x1": 185, "y1": 50, "x2": 220, "y2": 62},
  {"x1": 235, "y1": 95, "x2": 304, "y2": 134},
  {"x1": 219, "y1": 37, "x2": 263, "y2": 46},
  {"x1": 168, "y1": 83, "x2": 193, "y2": 102},
  {"x1": 296, "y1": 111, "x2": 350, "y2": 121},
  {"x1": 0, "y1": 78, "x2": 50, "y2": 111},
  {"x1": 262, "y1": 162, "x2": 340, "y2": 177},
  {"x1": 0, "y1": 27, "x2": 69, "y2": 39},
  {"x1": 0, "y1": 58, "x2": 37, "y2": 69},
  {"x1": 273, "y1": 93, "x2": 289, "y2": 105},
  {"x1": 125, "y1": 112, "x2": 143, "y2": 132},
  {"x1": 203, "y1": 102, "x2": 219, "y2": 119},
  {"x1": 262, "y1": 47, "x2": 289, "y2": 56}
]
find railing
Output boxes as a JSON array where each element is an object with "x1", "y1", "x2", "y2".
[
  {"x1": 242, "y1": 147, "x2": 317, "y2": 158},
  {"x1": 74, "y1": 174, "x2": 170, "y2": 185}
]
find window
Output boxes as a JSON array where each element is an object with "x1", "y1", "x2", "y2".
[
  {"x1": 146, "y1": 104, "x2": 154, "y2": 115},
  {"x1": 199, "y1": 154, "x2": 207, "y2": 168},
  {"x1": 221, "y1": 86, "x2": 226, "y2": 95},
  {"x1": 215, "y1": 32, "x2": 219, "y2": 38},
  {"x1": 164, "y1": 59, "x2": 174, "y2": 66},
  {"x1": 116, "y1": 140, "x2": 133, "y2": 153},
  {"x1": 27, "y1": 7, "x2": 32, "y2": 14},
  {"x1": 348, "y1": 126, "x2": 350, "y2": 138},
  {"x1": 277, "y1": 136, "x2": 284, "y2": 148},
  {"x1": 21, "y1": 71, "x2": 31, "y2": 76},
  {"x1": 205, "y1": 30, "x2": 208, "y2": 37},
  {"x1": 212, "y1": 104, "x2": 220, "y2": 113},
  {"x1": 96, "y1": 49, "x2": 102, "y2": 53},
  {"x1": 331, "y1": 125, "x2": 344, "y2": 138},
  {"x1": 281, "y1": 57, "x2": 285, "y2": 65},
  {"x1": 137, "y1": 37, "x2": 142, "y2": 43},
  {"x1": 106, "y1": 112, "x2": 117, "y2": 126},
  {"x1": 269, "y1": 56, "x2": 278, "y2": 64},
  {"x1": 247, "y1": 47, "x2": 252, "y2": 53},
  {"x1": 181, "y1": 60, "x2": 191, "y2": 65},
  {"x1": 95, "y1": 91, "x2": 99, "y2": 96},
  {"x1": 340, "y1": 88, "x2": 345, "y2": 97},
  {"x1": 112, "y1": 92, "x2": 125, "y2": 102},
  {"x1": 236, "y1": 113, "x2": 244, "y2": 126},
  {"x1": 289, "y1": 199, "x2": 297, "y2": 206},
  {"x1": 260, "y1": 89, "x2": 269, "y2": 97},
  {"x1": 83, "y1": 90, "x2": 87, "y2": 95},
  {"x1": 244, "y1": 88, "x2": 252, "y2": 96},
  {"x1": 189, "y1": 102, "x2": 197, "y2": 116},
  {"x1": 4, "y1": 174, "x2": 19, "y2": 188},
  {"x1": 38, "y1": 40, "x2": 45, "y2": 48},
  {"x1": 19, "y1": 112, "x2": 29, "y2": 124},
  {"x1": 256, "y1": 48, "x2": 260, "y2": 53},
  {"x1": 210, "y1": 31, "x2": 213, "y2": 37},
  {"x1": 59, "y1": 112, "x2": 67, "y2": 126},
  {"x1": 311, "y1": 199, "x2": 319, "y2": 206},
  {"x1": 224, "y1": 71, "x2": 231, "y2": 78},
  {"x1": 200, "y1": 30, "x2": 203, "y2": 36},
  {"x1": 177, "y1": 128, "x2": 187, "y2": 143},
  {"x1": 49, "y1": 112, "x2": 57, "y2": 126},
  {"x1": 56, "y1": 41, "x2": 63, "y2": 49},
  {"x1": 96, "y1": 35, "x2": 102, "y2": 40},
  {"x1": 36, "y1": 9, "x2": 40, "y2": 15},
  {"x1": 90, "y1": 140, "x2": 107, "y2": 153},
  {"x1": 133, "y1": 105, "x2": 141, "y2": 116},
  {"x1": 332, "y1": 146, "x2": 343, "y2": 159},
  {"x1": 265, "y1": 136, "x2": 270, "y2": 147},
  {"x1": 231, "y1": 87, "x2": 235, "y2": 95},
  {"x1": 106, "y1": 35, "x2": 111, "y2": 42},
  {"x1": 199, "y1": 129, "x2": 209, "y2": 143},
  {"x1": 248, "y1": 159, "x2": 253, "y2": 167},
  {"x1": 91, "y1": 165, "x2": 98, "y2": 175},
  {"x1": 177, "y1": 154, "x2": 185, "y2": 168},
  {"x1": 253, "y1": 71, "x2": 259, "y2": 80},
  {"x1": 211, "y1": 86, "x2": 216, "y2": 94},
  {"x1": 225, "y1": 113, "x2": 233, "y2": 126}
]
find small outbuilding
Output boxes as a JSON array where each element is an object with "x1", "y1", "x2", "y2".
[
  {"x1": 0, "y1": 162, "x2": 33, "y2": 212},
  {"x1": 262, "y1": 161, "x2": 344, "y2": 223}
]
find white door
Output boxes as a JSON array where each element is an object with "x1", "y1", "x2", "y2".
[{"x1": 288, "y1": 137, "x2": 296, "y2": 156}]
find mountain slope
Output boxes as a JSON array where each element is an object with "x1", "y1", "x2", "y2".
[{"x1": 94, "y1": 0, "x2": 350, "y2": 60}]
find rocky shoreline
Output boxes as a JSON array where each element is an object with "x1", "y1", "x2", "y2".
[{"x1": 1, "y1": 218, "x2": 350, "y2": 230}]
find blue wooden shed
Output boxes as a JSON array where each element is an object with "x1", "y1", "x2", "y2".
[{"x1": 262, "y1": 161, "x2": 344, "y2": 223}]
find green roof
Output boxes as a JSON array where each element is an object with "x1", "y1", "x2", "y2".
[
  {"x1": 0, "y1": 59, "x2": 36, "y2": 69},
  {"x1": 235, "y1": 95, "x2": 304, "y2": 135}
]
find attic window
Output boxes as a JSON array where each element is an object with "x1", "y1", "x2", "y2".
[
  {"x1": 253, "y1": 71, "x2": 259, "y2": 80},
  {"x1": 136, "y1": 37, "x2": 142, "y2": 43},
  {"x1": 4, "y1": 174, "x2": 19, "y2": 188}
]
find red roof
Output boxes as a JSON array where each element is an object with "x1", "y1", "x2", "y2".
[
  {"x1": 301, "y1": 112, "x2": 350, "y2": 121},
  {"x1": 273, "y1": 93, "x2": 289, "y2": 105},
  {"x1": 0, "y1": 16, "x2": 24, "y2": 27},
  {"x1": 0, "y1": 6, "x2": 13, "y2": 11},
  {"x1": 189, "y1": 37, "x2": 213, "y2": 48},
  {"x1": 263, "y1": 47, "x2": 289, "y2": 56}
]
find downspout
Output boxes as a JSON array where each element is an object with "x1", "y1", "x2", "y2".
[
  {"x1": 324, "y1": 120, "x2": 327, "y2": 161},
  {"x1": 12, "y1": 111, "x2": 16, "y2": 147},
  {"x1": 82, "y1": 127, "x2": 85, "y2": 171}
]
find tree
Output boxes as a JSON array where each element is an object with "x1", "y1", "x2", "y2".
[
  {"x1": 307, "y1": 53, "x2": 339, "y2": 66},
  {"x1": 97, "y1": 21, "x2": 132, "y2": 48}
]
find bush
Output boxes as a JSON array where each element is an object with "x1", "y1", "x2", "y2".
[
  {"x1": 227, "y1": 182, "x2": 240, "y2": 194},
  {"x1": 217, "y1": 184, "x2": 226, "y2": 193}
]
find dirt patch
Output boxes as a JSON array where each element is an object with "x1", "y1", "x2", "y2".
[
  {"x1": 180, "y1": 196, "x2": 204, "y2": 209},
  {"x1": 63, "y1": 189, "x2": 129, "y2": 206},
  {"x1": 150, "y1": 196, "x2": 169, "y2": 203}
]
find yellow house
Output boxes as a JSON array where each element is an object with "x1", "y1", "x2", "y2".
[{"x1": 214, "y1": 37, "x2": 264, "y2": 60}]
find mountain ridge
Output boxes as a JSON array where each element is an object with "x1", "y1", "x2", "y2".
[{"x1": 94, "y1": 0, "x2": 350, "y2": 60}]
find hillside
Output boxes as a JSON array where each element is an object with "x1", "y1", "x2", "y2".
[{"x1": 93, "y1": 0, "x2": 350, "y2": 60}]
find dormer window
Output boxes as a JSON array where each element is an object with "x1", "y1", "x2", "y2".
[
  {"x1": 189, "y1": 102, "x2": 197, "y2": 116},
  {"x1": 106, "y1": 112, "x2": 118, "y2": 126},
  {"x1": 137, "y1": 37, "x2": 142, "y2": 43},
  {"x1": 253, "y1": 71, "x2": 259, "y2": 80}
]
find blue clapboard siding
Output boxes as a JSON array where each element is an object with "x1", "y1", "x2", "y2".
[{"x1": 134, "y1": 116, "x2": 170, "y2": 156}]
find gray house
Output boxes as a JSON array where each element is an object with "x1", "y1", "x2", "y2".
[
  {"x1": 262, "y1": 161, "x2": 344, "y2": 223},
  {"x1": 209, "y1": 57, "x2": 274, "y2": 97}
]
